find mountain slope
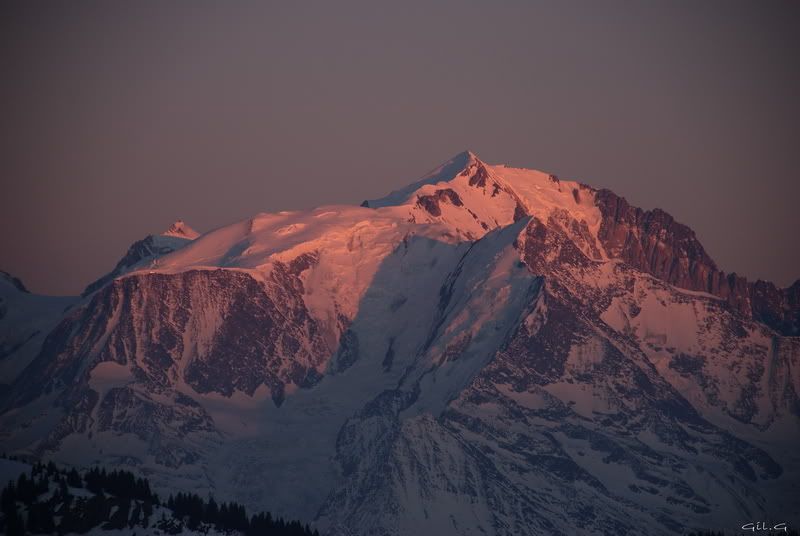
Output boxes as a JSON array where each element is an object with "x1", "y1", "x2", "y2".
[
  {"x1": 82, "y1": 220, "x2": 200, "y2": 297},
  {"x1": 0, "y1": 272, "x2": 76, "y2": 386},
  {"x1": 0, "y1": 458, "x2": 318, "y2": 536},
  {"x1": 0, "y1": 152, "x2": 797, "y2": 535}
]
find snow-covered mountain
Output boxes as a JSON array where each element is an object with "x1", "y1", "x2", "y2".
[
  {"x1": 82, "y1": 220, "x2": 200, "y2": 297},
  {"x1": 0, "y1": 272, "x2": 76, "y2": 386},
  {"x1": 1, "y1": 152, "x2": 798, "y2": 535}
]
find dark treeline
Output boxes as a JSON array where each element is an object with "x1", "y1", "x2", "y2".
[
  {"x1": 0, "y1": 457, "x2": 319, "y2": 535},
  {"x1": 163, "y1": 491, "x2": 317, "y2": 536}
]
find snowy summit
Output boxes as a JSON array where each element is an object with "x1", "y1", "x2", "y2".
[
  {"x1": 0, "y1": 151, "x2": 798, "y2": 536},
  {"x1": 163, "y1": 219, "x2": 200, "y2": 240}
]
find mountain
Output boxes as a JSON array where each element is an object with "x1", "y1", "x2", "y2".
[
  {"x1": 81, "y1": 220, "x2": 200, "y2": 297},
  {"x1": 162, "y1": 219, "x2": 201, "y2": 240},
  {"x1": 0, "y1": 272, "x2": 76, "y2": 387},
  {"x1": 0, "y1": 152, "x2": 798, "y2": 535}
]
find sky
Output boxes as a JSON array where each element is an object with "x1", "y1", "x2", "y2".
[{"x1": 1, "y1": 1, "x2": 798, "y2": 295}]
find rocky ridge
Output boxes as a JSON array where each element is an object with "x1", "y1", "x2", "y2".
[{"x1": 0, "y1": 152, "x2": 797, "y2": 535}]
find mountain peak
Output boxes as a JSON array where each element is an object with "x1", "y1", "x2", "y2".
[
  {"x1": 452, "y1": 149, "x2": 480, "y2": 163},
  {"x1": 361, "y1": 150, "x2": 482, "y2": 208},
  {"x1": 162, "y1": 220, "x2": 200, "y2": 239},
  {"x1": 81, "y1": 222, "x2": 199, "y2": 297},
  {"x1": 0, "y1": 270, "x2": 29, "y2": 293},
  {"x1": 426, "y1": 149, "x2": 482, "y2": 178}
]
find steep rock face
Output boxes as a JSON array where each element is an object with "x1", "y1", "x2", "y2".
[
  {"x1": 595, "y1": 189, "x2": 718, "y2": 291},
  {"x1": 595, "y1": 189, "x2": 800, "y2": 335},
  {"x1": 12, "y1": 267, "x2": 331, "y2": 413},
  {"x1": 749, "y1": 279, "x2": 800, "y2": 336},
  {"x1": 0, "y1": 265, "x2": 337, "y2": 473},
  {"x1": 1, "y1": 152, "x2": 798, "y2": 535}
]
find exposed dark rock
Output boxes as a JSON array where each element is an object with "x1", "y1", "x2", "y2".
[
  {"x1": 468, "y1": 162, "x2": 491, "y2": 188},
  {"x1": 415, "y1": 188, "x2": 464, "y2": 217},
  {"x1": 8, "y1": 268, "x2": 331, "y2": 413},
  {"x1": 334, "y1": 328, "x2": 360, "y2": 373},
  {"x1": 595, "y1": 189, "x2": 799, "y2": 335},
  {"x1": 513, "y1": 201, "x2": 528, "y2": 222},
  {"x1": 0, "y1": 270, "x2": 29, "y2": 293},
  {"x1": 668, "y1": 354, "x2": 704, "y2": 375}
]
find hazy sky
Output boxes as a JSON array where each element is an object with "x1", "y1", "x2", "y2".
[{"x1": 1, "y1": 1, "x2": 798, "y2": 295}]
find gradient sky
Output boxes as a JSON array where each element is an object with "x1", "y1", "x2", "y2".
[{"x1": 1, "y1": 1, "x2": 798, "y2": 295}]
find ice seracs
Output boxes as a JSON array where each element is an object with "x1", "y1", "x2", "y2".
[{"x1": 163, "y1": 219, "x2": 201, "y2": 239}]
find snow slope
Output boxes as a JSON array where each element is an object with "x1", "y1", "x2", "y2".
[
  {"x1": 1, "y1": 152, "x2": 798, "y2": 536},
  {"x1": 0, "y1": 273, "x2": 76, "y2": 384}
]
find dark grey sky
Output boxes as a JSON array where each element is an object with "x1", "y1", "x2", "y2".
[{"x1": 1, "y1": 1, "x2": 798, "y2": 295}]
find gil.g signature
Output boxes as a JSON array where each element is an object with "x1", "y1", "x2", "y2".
[{"x1": 742, "y1": 522, "x2": 788, "y2": 533}]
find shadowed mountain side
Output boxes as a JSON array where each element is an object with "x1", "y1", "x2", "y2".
[
  {"x1": 0, "y1": 273, "x2": 77, "y2": 389},
  {"x1": 0, "y1": 230, "x2": 477, "y2": 520},
  {"x1": 1, "y1": 151, "x2": 798, "y2": 536},
  {"x1": 315, "y1": 216, "x2": 790, "y2": 536},
  {"x1": 204, "y1": 226, "x2": 530, "y2": 520}
]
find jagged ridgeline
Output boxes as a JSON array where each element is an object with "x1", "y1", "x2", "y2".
[
  {"x1": 0, "y1": 458, "x2": 318, "y2": 536},
  {"x1": 1, "y1": 152, "x2": 798, "y2": 535}
]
